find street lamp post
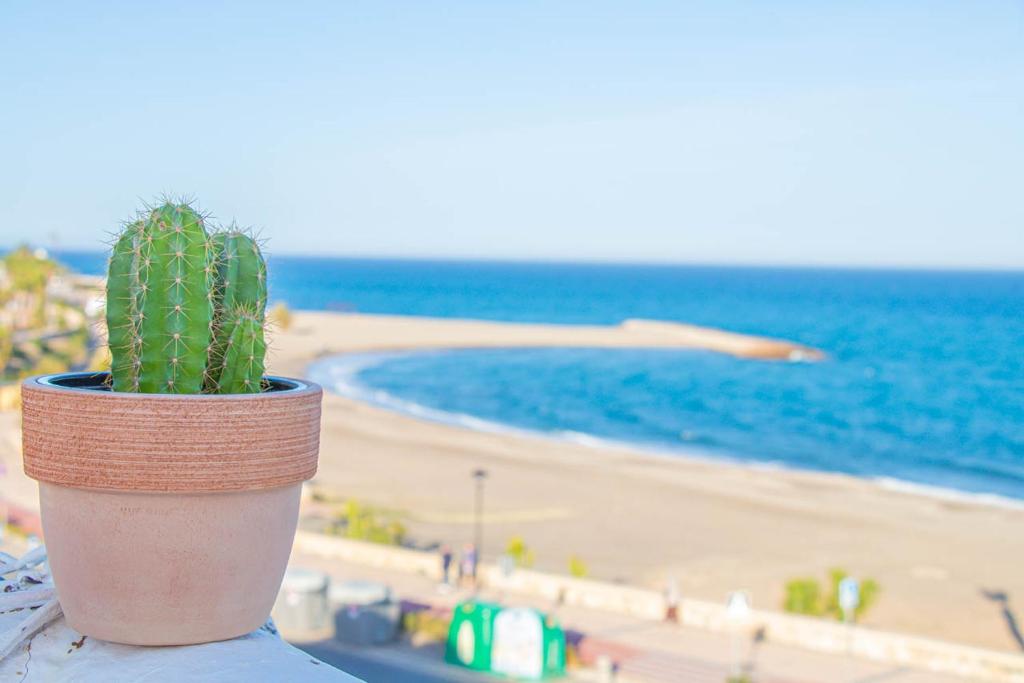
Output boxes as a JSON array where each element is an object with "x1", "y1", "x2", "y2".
[{"x1": 472, "y1": 468, "x2": 488, "y2": 590}]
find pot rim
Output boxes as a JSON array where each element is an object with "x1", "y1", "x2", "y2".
[
  {"x1": 21, "y1": 371, "x2": 322, "y2": 492},
  {"x1": 31, "y1": 371, "x2": 313, "y2": 399}
]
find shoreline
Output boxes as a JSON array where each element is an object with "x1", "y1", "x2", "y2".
[
  {"x1": 265, "y1": 311, "x2": 1024, "y2": 651},
  {"x1": 308, "y1": 348, "x2": 1024, "y2": 514}
]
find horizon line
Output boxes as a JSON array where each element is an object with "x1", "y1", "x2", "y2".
[{"x1": 21, "y1": 245, "x2": 1024, "y2": 275}]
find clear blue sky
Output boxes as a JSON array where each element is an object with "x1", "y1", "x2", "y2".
[{"x1": 1, "y1": 1, "x2": 1021, "y2": 267}]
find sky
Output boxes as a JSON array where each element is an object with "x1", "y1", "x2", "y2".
[{"x1": 1, "y1": 1, "x2": 1021, "y2": 268}]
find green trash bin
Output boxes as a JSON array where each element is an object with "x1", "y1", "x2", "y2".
[
  {"x1": 446, "y1": 601, "x2": 566, "y2": 680},
  {"x1": 445, "y1": 600, "x2": 499, "y2": 671}
]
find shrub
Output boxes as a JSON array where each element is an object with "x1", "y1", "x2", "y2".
[
  {"x1": 568, "y1": 555, "x2": 589, "y2": 578},
  {"x1": 268, "y1": 302, "x2": 293, "y2": 331},
  {"x1": 3, "y1": 246, "x2": 58, "y2": 293},
  {"x1": 31, "y1": 355, "x2": 68, "y2": 376},
  {"x1": 330, "y1": 499, "x2": 407, "y2": 546},
  {"x1": 783, "y1": 568, "x2": 880, "y2": 622},
  {"x1": 783, "y1": 578, "x2": 823, "y2": 616},
  {"x1": 506, "y1": 535, "x2": 535, "y2": 568},
  {"x1": 0, "y1": 327, "x2": 10, "y2": 370}
]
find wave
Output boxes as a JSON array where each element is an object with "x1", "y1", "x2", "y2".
[
  {"x1": 307, "y1": 352, "x2": 539, "y2": 440},
  {"x1": 873, "y1": 477, "x2": 1024, "y2": 512},
  {"x1": 307, "y1": 351, "x2": 1024, "y2": 512}
]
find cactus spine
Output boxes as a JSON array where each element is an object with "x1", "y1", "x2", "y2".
[{"x1": 105, "y1": 200, "x2": 268, "y2": 395}]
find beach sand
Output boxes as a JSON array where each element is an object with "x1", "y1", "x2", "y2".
[{"x1": 267, "y1": 312, "x2": 1024, "y2": 652}]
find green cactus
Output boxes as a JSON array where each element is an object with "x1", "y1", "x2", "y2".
[
  {"x1": 106, "y1": 223, "x2": 141, "y2": 392},
  {"x1": 215, "y1": 308, "x2": 267, "y2": 394},
  {"x1": 105, "y1": 199, "x2": 269, "y2": 394},
  {"x1": 205, "y1": 229, "x2": 267, "y2": 392}
]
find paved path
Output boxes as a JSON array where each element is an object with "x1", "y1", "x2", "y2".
[{"x1": 299, "y1": 640, "x2": 496, "y2": 683}]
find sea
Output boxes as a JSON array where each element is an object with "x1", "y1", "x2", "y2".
[{"x1": 56, "y1": 251, "x2": 1024, "y2": 504}]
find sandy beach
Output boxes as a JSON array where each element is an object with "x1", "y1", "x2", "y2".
[{"x1": 258, "y1": 311, "x2": 1024, "y2": 652}]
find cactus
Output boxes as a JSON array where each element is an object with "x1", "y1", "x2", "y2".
[
  {"x1": 105, "y1": 199, "x2": 268, "y2": 394},
  {"x1": 106, "y1": 223, "x2": 141, "y2": 392},
  {"x1": 215, "y1": 308, "x2": 267, "y2": 394},
  {"x1": 205, "y1": 229, "x2": 267, "y2": 392}
]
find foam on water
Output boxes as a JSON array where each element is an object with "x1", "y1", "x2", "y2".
[
  {"x1": 873, "y1": 477, "x2": 1024, "y2": 512},
  {"x1": 308, "y1": 353, "x2": 539, "y2": 439}
]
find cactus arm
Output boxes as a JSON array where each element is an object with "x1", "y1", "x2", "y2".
[
  {"x1": 206, "y1": 230, "x2": 267, "y2": 392},
  {"x1": 211, "y1": 231, "x2": 267, "y2": 312},
  {"x1": 136, "y1": 203, "x2": 215, "y2": 394},
  {"x1": 227, "y1": 231, "x2": 267, "y2": 314},
  {"x1": 106, "y1": 223, "x2": 141, "y2": 391},
  {"x1": 216, "y1": 309, "x2": 266, "y2": 394}
]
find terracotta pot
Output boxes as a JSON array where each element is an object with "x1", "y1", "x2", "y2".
[{"x1": 20, "y1": 372, "x2": 322, "y2": 646}]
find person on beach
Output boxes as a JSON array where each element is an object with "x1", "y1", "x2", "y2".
[
  {"x1": 440, "y1": 544, "x2": 453, "y2": 585},
  {"x1": 460, "y1": 542, "x2": 477, "y2": 587},
  {"x1": 665, "y1": 577, "x2": 680, "y2": 622}
]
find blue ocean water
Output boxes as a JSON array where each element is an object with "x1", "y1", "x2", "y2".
[{"x1": 55, "y1": 251, "x2": 1024, "y2": 501}]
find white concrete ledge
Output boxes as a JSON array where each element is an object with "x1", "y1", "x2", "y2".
[
  {"x1": 0, "y1": 545, "x2": 360, "y2": 682},
  {"x1": 0, "y1": 615, "x2": 360, "y2": 682}
]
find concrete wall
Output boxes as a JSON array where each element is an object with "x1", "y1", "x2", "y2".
[{"x1": 293, "y1": 529, "x2": 439, "y2": 578}]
